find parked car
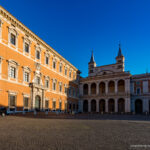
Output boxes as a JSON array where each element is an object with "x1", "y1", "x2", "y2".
[{"x1": 0, "y1": 107, "x2": 7, "y2": 116}]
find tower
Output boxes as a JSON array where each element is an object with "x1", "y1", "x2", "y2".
[
  {"x1": 88, "y1": 51, "x2": 96, "y2": 75},
  {"x1": 116, "y1": 43, "x2": 125, "y2": 71}
]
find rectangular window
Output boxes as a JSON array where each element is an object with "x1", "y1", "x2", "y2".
[
  {"x1": 45, "y1": 100, "x2": 49, "y2": 109},
  {"x1": 136, "y1": 81, "x2": 140, "y2": 85},
  {"x1": 10, "y1": 33, "x2": 16, "y2": 45},
  {"x1": 25, "y1": 43, "x2": 29, "y2": 53},
  {"x1": 45, "y1": 56, "x2": 49, "y2": 65},
  {"x1": 24, "y1": 97, "x2": 29, "y2": 107},
  {"x1": 53, "y1": 82, "x2": 56, "y2": 90},
  {"x1": 24, "y1": 72, "x2": 29, "y2": 82},
  {"x1": 36, "y1": 51, "x2": 40, "y2": 59},
  {"x1": 59, "y1": 64, "x2": 62, "y2": 72},
  {"x1": 65, "y1": 68, "x2": 67, "y2": 76},
  {"x1": 9, "y1": 66, "x2": 16, "y2": 78},
  {"x1": 53, "y1": 61, "x2": 56, "y2": 69},
  {"x1": 53, "y1": 101, "x2": 56, "y2": 110},
  {"x1": 137, "y1": 88, "x2": 141, "y2": 94},
  {"x1": 9, "y1": 95, "x2": 16, "y2": 107},
  {"x1": 36, "y1": 76, "x2": 40, "y2": 85},
  {"x1": 59, "y1": 84, "x2": 62, "y2": 92},
  {"x1": 45, "y1": 80, "x2": 49, "y2": 88}
]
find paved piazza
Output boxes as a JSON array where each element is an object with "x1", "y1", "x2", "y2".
[{"x1": 0, "y1": 115, "x2": 150, "y2": 150}]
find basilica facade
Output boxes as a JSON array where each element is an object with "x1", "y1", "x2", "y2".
[{"x1": 78, "y1": 46, "x2": 150, "y2": 114}]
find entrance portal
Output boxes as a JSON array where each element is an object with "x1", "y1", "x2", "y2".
[
  {"x1": 135, "y1": 99, "x2": 143, "y2": 114},
  {"x1": 35, "y1": 95, "x2": 41, "y2": 111}
]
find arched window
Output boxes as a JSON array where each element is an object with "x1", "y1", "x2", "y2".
[
  {"x1": 91, "y1": 83, "x2": 96, "y2": 95},
  {"x1": 118, "y1": 80, "x2": 125, "y2": 92},
  {"x1": 91, "y1": 99, "x2": 96, "y2": 112},
  {"x1": 99, "y1": 99, "x2": 105, "y2": 113},
  {"x1": 99, "y1": 82, "x2": 105, "y2": 94},
  {"x1": 108, "y1": 81, "x2": 115, "y2": 93},
  {"x1": 108, "y1": 99, "x2": 115, "y2": 113},
  {"x1": 83, "y1": 100, "x2": 88, "y2": 112},
  {"x1": 118, "y1": 98, "x2": 125, "y2": 113}
]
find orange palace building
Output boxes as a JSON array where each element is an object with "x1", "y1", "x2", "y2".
[{"x1": 0, "y1": 6, "x2": 80, "y2": 113}]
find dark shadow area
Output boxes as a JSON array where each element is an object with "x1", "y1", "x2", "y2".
[{"x1": 8, "y1": 112, "x2": 150, "y2": 122}]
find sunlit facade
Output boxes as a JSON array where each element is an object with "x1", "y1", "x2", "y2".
[{"x1": 0, "y1": 6, "x2": 80, "y2": 113}]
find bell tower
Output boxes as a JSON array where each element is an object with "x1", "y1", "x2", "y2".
[
  {"x1": 88, "y1": 51, "x2": 96, "y2": 75},
  {"x1": 116, "y1": 43, "x2": 125, "y2": 71}
]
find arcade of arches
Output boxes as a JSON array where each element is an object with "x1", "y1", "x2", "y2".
[
  {"x1": 82, "y1": 98, "x2": 126, "y2": 113},
  {"x1": 82, "y1": 98, "x2": 150, "y2": 114},
  {"x1": 83, "y1": 80, "x2": 125, "y2": 96}
]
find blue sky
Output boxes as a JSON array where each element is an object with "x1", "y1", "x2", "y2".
[{"x1": 1, "y1": 0, "x2": 150, "y2": 77}]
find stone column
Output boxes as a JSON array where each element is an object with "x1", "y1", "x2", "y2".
[
  {"x1": 105, "y1": 99, "x2": 108, "y2": 113},
  {"x1": 105, "y1": 81, "x2": 108, "y2": 95},
  {"x1": 96, "y1": 99, "x2": 99, "y2": 113},
  {"x1": 88, "y1": 100, "x2": 91, "y2": 112},
  {"x1": 131, "y1": 98, "x2": 135, "y2": 113},
  {"x1": 115, "y1": 98, "x2": 118, "y2": 113},
  {"x1": 125, "y1": 79, "x2": 130, "y2": 94},
  {"x1": 115, "y1": 80, "x2": 118, "y2": 94},
  {"x1": 88, "y1": 83, "x2": 91, "y2": 96},
  {"x1": 78, "y1": 99, "x2": 83, "y2": 112},
  {"x1": 125, "y1": 97, "x2": 131, "y2": 113},
  {"x1": 79, "y1": 84, "x2": 83, "y2": 96},
  {"x1": 96, "y1": 82, "x2": 99, "y2": 95}
]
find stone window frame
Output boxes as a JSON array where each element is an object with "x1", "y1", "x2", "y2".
[
  {"x1": 8, "y1": 91, "x2": 17, "y2": 111},
  {"x1": 59, "y1": 82, "x2": 62, "y2": 93},
  {"x1": 52, "y1": 98, "x2": 56, "y2": 110},
  {"x1": 136, "y1": 88, "x2": 141, "y2": 95},
  {"x1": 7, "y1": 59, "x2": 19, "y2": 81},
  {"x1": 23, "y1": 93, "x2": 30, "y2": 110},
  {"x1": 59, "y1": 62, "x2": 63, "y2": 73},
  {"x1": 52, "y1": 57, "x2": 57, "y2": 70},
  {"x1": 45, "y1": 76, "x2": 50, "y2": 89},
  {"x1": 64, "y1": 84, "x2": 68, "y2": 95},
  {"x1": 35, "y1": 46, "x2": 41, "y2": 61},
  {"x1": 45, "y1": 50, "x2": 50, "y2": 66},
  {"x1": 23, "y1": 66, "x2": 31, "y2": 83},
  {"x1": 69, "y1": 69, "x2": 72, "y2": 78},
  {"x1": 34, "y1": 71, "x2": 42, "y2": 85},
  {"x1": 52, "y1": 79, "x2": 57, "y2": 91},
  {"x1": 8, "y1": 26, "x2": 18, "y2": 47},
  {"x1": 45, "y1": 99, "x2": 49, "y2": 110},
  {"x1": 23, "y1": 36, "x2": 31, "y2": 55},
  {"x1": 64, "y1": 66, "x2": 68, "y2": 76}
]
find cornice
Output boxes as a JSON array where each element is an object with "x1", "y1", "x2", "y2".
[{"x1": 0, "y1": 6, "x2": 79, "y2": 72}]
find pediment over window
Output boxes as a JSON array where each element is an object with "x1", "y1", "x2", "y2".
[{"x1": 7, "y1": 59, "x2": 19, "y2": 66}]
